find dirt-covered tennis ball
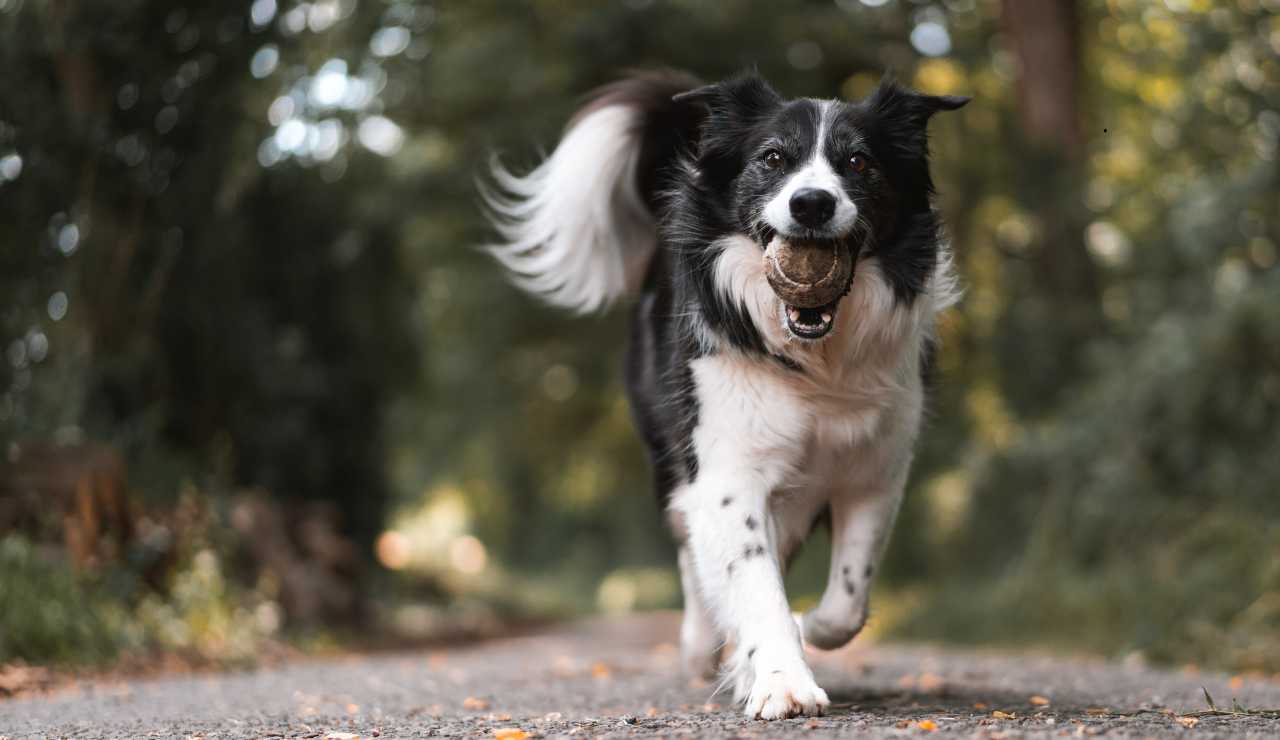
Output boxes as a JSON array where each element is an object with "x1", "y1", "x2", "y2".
[{"x1": 763, "y1": 238, "x2": 854, "y2": 308}]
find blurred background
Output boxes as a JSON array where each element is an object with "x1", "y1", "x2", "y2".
[{"x1": 1, "y1": 0, "x2": 1278, "y2": 682}]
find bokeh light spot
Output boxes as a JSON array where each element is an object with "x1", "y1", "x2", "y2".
[
  {"x1": 786, "y1": 41, "x2": 823, "y2": 70},
  {"x1": 47, "y1": 292, "x2": 68, "y2": 321},
  {"x1": 370, "y1": 26, "x2": 411, "y2": 57},
  {"x1": 357, "y1": 116, "x2": 404, "y2": 156},
  {"x1": 910, "y1": 21, "x2": 952, "y2": 57},
  {"x1": 449, "y1": 535, "x2": 487, "y2": 574},
  {"x1": 57, "y1": 224, "x2": 80, "y2": 255},
  {"x1": 376, "y1": 530, "x2": 410, "y2": 570},
  {"x1": 0, "y1": 152, "x2": 22, "y2": 181},
  {"x1": 250, "y1": 0, "x2": 277, "y2": 28},
  {"x1": 250, "y1": 44, "x2": 279, "y2": 78}
]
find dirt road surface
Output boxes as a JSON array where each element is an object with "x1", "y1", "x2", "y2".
[{"x1": 3, "y1": 612, "x2": 1279, "y2": 738}]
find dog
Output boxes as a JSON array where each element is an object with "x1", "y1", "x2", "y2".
[{"x1": 482, "y1": 69, "x2": 967, "y2": 720}]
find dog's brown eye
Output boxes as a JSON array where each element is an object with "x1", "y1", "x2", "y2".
[
  {"x1": 849, "y1": 154, "x2": 869, "y2": 173},
  {"x1": 763, "y1": 150, "x2": 783, "y2": 169}
]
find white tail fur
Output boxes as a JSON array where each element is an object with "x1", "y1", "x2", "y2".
[{"x1": 482, "y1": 105, "x2": 657, "y2": 314}]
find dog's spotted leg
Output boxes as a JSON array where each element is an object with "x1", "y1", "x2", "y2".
[
  {"x1": 801, "y1": 487, "x2": 903, "y2": 649},
  {"x1": 802, "y1": 405, "x2": 920, "y2": 651},
  {"x1": 672, "y1": 356, "x2": 829, "y2": 721}
]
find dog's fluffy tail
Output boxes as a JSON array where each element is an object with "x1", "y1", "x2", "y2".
[{"x1": 481, "y1": 70, "x2": 702, "y2": 314}]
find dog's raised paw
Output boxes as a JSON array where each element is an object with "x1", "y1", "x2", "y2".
[{"x1": 744, "y1": 667, "x2": 829, "y2": 720}]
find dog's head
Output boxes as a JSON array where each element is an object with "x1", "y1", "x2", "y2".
[{"x1": 675, "y1": 72, "x2": 967, "y2": 341}]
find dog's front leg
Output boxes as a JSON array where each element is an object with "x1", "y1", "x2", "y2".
[
  {"x1": 677, "y1": 474, "x2": 829, "y2": 719},
  {"x1": 670, "y1": 355, "x2": 828, "y2": 719},
  {"x1": 802, "y1": 406, "x2": 921, "y2": 650},
  {"x1": 801, "y1": 485, "x2": 903, "y2": 649}
]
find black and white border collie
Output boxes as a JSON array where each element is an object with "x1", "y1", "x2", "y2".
[{"x1": 483, "y1": 70, "x2": 967, "y2": 720}]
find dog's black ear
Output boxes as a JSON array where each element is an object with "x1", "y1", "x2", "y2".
[
  {"x1": 672, "y1": 70, "x2": 782, "y2": 122},
  {"x1": 867, "y1": 77, "x2": 970, "y2": 127},
  {"x1": 866, "y1": 77, "x2": 968, "y2": 160}
]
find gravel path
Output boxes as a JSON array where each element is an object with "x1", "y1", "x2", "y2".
[{"x1": 3, "y1": 611, "x2": 1279, "y2": 738}]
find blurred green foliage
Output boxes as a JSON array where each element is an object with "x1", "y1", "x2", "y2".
[
  {"x1": 0, "y1": 530, "x2": 281, "y2": 666},
  {"x1": 1, "y1": 0, "x2": 1278, "y2": 671},
  {"x1": 0, "y1": 535, "x2": 120, "y2": 664}
]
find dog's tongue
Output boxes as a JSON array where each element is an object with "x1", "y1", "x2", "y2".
[{"x1": 763, "y1": 237, "x2": 854, "y2": 309}]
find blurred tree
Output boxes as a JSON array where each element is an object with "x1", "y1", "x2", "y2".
[
  {"x1": 995, "y1": 0, "x2": 1102, "y2": 416},
  {"x1": 0, "y1": 0, "x2": 417, "y2": 586}
]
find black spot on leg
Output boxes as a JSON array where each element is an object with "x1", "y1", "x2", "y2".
[
  {"x1": 844, "y1": 579, "x2": 856, "y2": 596},
  {"x1": 864, "y1": 565, "x2": 873, "y2": 578},
  {"x1": 745, "y1": 515, "x2": 757, "y2": 530},
  {"x1": 746, "y1": 647, "x2": 756, "y2": 660},
  {"x1": 727, "y1": 559, "x2": 737, "y2": 575},
  {"x1": 753, "y1": 544, "x2": 766, "y2": 557},
  {"x1": 721, "y1": 496, "x2": 733, "y2": 507},
  {"x1": 841, "y1": 565, "x2": 850, "y2": 577}
]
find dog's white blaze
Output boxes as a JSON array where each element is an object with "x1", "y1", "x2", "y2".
[
  {"x1": 482, "y1": 105, "x2": 655, "y2": 314},
  {"x1": 761, "y1": 101, "x2": 858, "y2": 237}
]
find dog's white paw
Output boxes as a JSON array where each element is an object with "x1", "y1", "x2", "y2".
[{"x1": 744, "y1": 666, "x2": 829, "y2": 720}]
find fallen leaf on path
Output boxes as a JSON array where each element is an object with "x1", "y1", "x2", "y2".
[
  {"x1": 645, "y1": 706, "x2": 659, "y2": 717},
  {"x1": 973, "y1": 702, "x2": 988, "y2": 710},
  {"x1": 493, "y1": 730, "x2": 529, "y2": 740},
  {"x1": 1229, "y1": 675, "x2": 1245, "y2": 690},
  {"x1": 804, "y1": 720, "x2": 821, "y2": 729},
  {"x1": 591, "y1": 662, "x2": 612, "y2": 679},
  {"x1": 701, "y1": 702, "x2": 721, "y2": 712},
  {"x1": 1085, "y1": 707, "x2": 1109, "y2": 716},
  {"x1": 917, "y1": 719, "x2": 939, "y2": 731},
  {"x1": 1029, "y1": 695, "x2": 1050, "y2": 706},
  {"x1": 991, "y1": 710, "x2": 1015, "y2": 719},
  {"x1": 463, "y1": 696, "x2": 490, "y2": 710},
  {"x1": 1176, "y1": 716, "x2": 1199, "y2": 729},
  {"x1": 325, "y1": 733, "x2": 359, "y2": 740},
  {"x1": 345, "y1": 703, "x2": 360, "y2": 714},
  {"x1": 918, "y1": 673, "x2": 945, "y2": 692}
]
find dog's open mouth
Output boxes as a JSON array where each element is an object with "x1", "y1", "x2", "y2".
[
  {"x1": 763, "y1": 237, "x2": 855, "y2": 341},
  {"x1": 784, "y1": 301, "x2": 839, "y2": 339}
]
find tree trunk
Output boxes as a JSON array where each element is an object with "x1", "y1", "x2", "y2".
[{"x1": 998, "y1": 0, "x2": 1102, "y2": 416}]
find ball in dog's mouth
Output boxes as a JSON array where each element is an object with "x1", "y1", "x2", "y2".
[{"x1": 763, "y1": 236, "x2": 854, "y2": 340}]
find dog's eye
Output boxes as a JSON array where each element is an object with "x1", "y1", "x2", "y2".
[
  {"x1": 848, "y1": 153, "x2": 870, "y2": 174},
  {"x1": 762, "y1": 150, "x2": 783, "y2": 169}
]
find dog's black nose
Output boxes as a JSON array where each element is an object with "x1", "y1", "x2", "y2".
[{"x1": 789, "y1": 188, "x2": 836, "y2": 228}]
